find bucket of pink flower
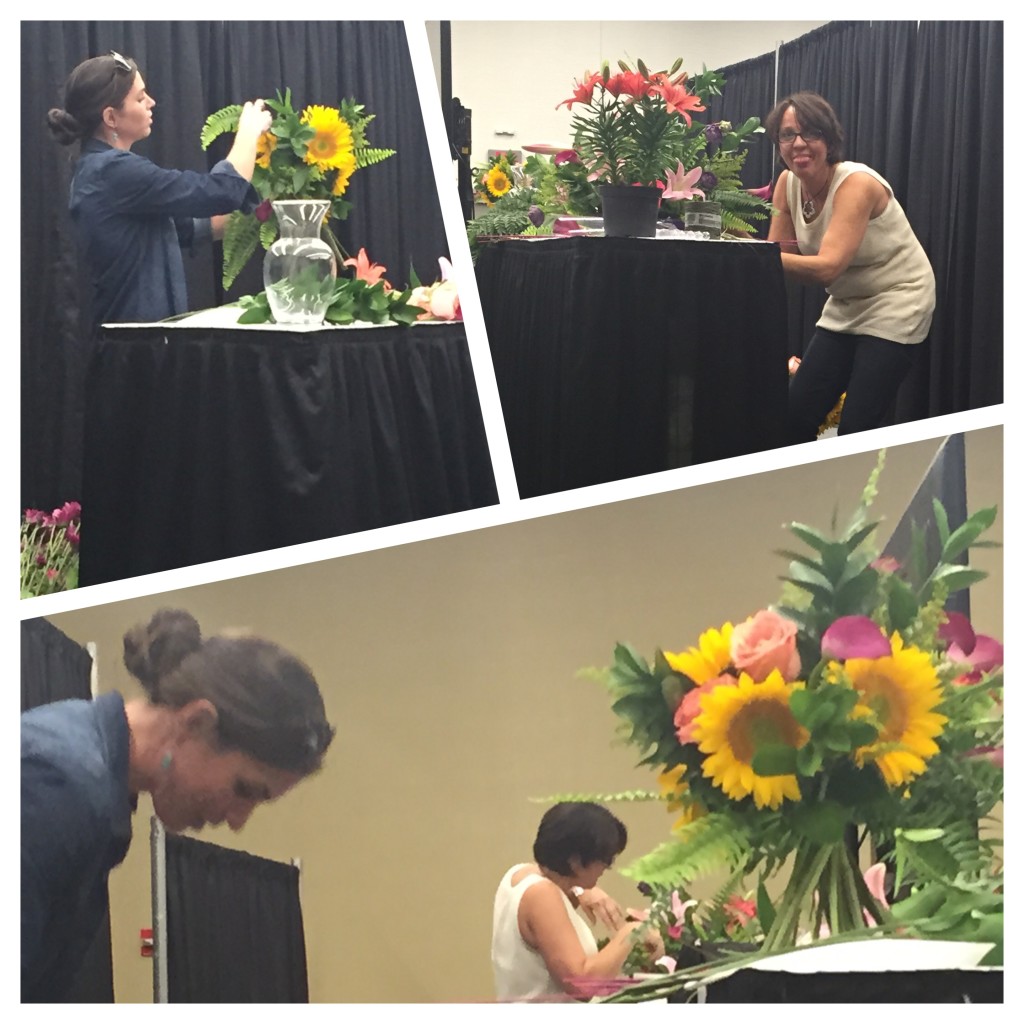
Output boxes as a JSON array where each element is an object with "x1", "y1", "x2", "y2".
[
  {"x1": 569, "y1": 451, "x2": 1002, "y2": 1001},
  {"x1": 21, "y1": 502, "x2": 81, "y2": 598}
]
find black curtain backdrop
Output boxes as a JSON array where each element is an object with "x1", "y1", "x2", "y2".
[
  {"x1": 164, "y1": 834, "x2": 308, "y2": 1002},
  {"x1": 22, "y1": 20, "x2": 447, "y2": 513},
  {"x1": 21, "y1": 619, "x2": 114, "y2": 1003}
]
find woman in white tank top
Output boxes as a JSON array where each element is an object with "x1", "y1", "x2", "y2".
[
  {"x1": 765, "y1": 92, "x2": 935, "y2": 442},
  {"x1": 491, "y1": 802, "x2": 663, "y2": 1001}
]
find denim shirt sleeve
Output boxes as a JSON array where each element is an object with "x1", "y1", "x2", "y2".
[{"x1": 100, "y1": 150, "x2": 259, "y2": 218}]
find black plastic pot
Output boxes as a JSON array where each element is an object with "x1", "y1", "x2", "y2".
[{"x1": 598, "y1": 184, "x2": 661, "y2": 237}]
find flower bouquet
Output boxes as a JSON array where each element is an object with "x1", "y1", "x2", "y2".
[
  {"x1": 466, "y1": 58, "x2": 772, "y2": 251},
  {"x1": 473, "y1": 152, "x2": 519, "y2": 206},
  {"x1": 570, "y1": 452, "x2": 1002, "y2": 999},
  {"x1": 201, "y1": 89, "x2": 396, "y2": 289},
  {"x1": 21, "y1": 502, "x2": 81, "y2": 598}
]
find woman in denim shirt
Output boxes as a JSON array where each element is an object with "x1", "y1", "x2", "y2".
[{"x1": 47, "y1": 52, "x2": 271, "y2": 327}]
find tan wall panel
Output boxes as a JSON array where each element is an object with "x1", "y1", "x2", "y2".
[{"x1": 44, "y1": 426, "x2": 1003, "y2": 1002}]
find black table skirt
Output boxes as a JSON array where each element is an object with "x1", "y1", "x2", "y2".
[
  {"x1": 475, "y1": 236, "x2": 789, "y2": 498},
  {"x1": 81, "y1": 323, "x2": 497, "y2": 586},
  {"x1": 669, "y1": 968, "x2": 1002, "y2": 1003}
]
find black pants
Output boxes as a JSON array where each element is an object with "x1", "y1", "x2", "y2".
[{"x1": 787, "y1": 327, "x2": 918, "y2": 444}]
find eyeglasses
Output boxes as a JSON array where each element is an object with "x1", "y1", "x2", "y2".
[
  {"x1": 108, "y1": 50, "x2": 133, "y2": 73},
  {"x1": 778, "y1": 129, "x2": 824, "y2": 145}
]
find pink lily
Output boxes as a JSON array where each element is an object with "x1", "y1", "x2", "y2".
[
  {"x1": 747, "y1": 182, "x2": 773, "y2": 201},
  {"x1": 343, "y1": 248, "x2": 389, "y2": 288},
  {"x1": 821, "y1": 616, "x2": 891, "y2": 660},
  {"x1": 661, "y1": 162, "x2": 705, "y2": 201},
  {"x1": 666, "y1": 890, "x2": 697, "y2": 940}
]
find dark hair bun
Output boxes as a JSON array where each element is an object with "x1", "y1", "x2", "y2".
[
  {"x1": 47, "y1": 108, "x2": 82, "y2": 146},
  {"x1": 123, "y1": 608, "x2": 203, "y2": 699}
]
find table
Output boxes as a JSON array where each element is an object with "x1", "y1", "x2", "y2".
[
  {"x1": 671, "y1": 969, "x2": 1002, "y2": 1003},
  {"x1": 475, "y1": 236, "x2": 789, "y2": 498},
  {"x1": 80, "y1": 322, "x2": 497, "y2": 586}
]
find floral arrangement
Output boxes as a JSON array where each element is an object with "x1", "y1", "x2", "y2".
[
  {"x1": 201, "y1": 90, "x2": 396, "y2": 289},
  {"x1": 473, "y1": 151, "x2": 519, "y2": 206},
  {"x1": 21, "y1": 502, "x2": 81, "y2": 597},
  {"x1": 465, "y1": 58, "x2": 772, "y2": 254},
  {"x1": 569, "y1": 452, "x2": 1002, "y2": 999},
  {"x1": 234, "y1": 250, "x2": 459, "y2": 326}
]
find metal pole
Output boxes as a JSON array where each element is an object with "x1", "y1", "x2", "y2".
[{"x1": 150, "y1": 816, "x2": 169, "y2": 1003}]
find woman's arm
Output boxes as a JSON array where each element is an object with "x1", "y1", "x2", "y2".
[
  {"x1": 777, "y1": 173, "x2": 889, "y2": 287},
  {"x1": 519, "y1": 883, "x2": 658, "y2": 998},
  {"x1": 768, "y1": 171, "x2": 798, "y2": 249},
  {"x1": 574, "y1": 885, "x2": 626, "y2": 931}
]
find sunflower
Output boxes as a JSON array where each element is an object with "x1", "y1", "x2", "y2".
[
  {"x1": 484, "y1": 165, "x2": 512, "y2": 200},
  {"x1": 839, "y1": 633, "x2": 947, "y2": 787},
  {"x1": 300, "y1": 105, "x2": 355, "y2": 173},
  {"x1": 330, "y1": 159, "x2": 356, "y2": 197},
  {"x1": 657, "y1": 765, "x2": 705, "y2": 831},
  {"x1": 665, "y1": 622, "x2": 734, "y2": 683},
  {"x1": 691, "y1": 670, "x2": 806, "y2": 809},
  {"x1": 255, "y1": 130, "x2": 277, "y2": 169}
]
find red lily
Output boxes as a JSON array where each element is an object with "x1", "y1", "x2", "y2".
[
  {"x1": 606, "y1": 70, "x2": 650, "y2": 101},
  {"x1": 556, "y1": 72, "x2": 603, "y2": 110},
  {"x1": 653, "y1": 80, "x2": 705, "y2": 125}
]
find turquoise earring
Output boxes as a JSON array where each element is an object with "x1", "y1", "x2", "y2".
[{"x1": 160, "y1": 752, "x2": 173, "y2": 771}]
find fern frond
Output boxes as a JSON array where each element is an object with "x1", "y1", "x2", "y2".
[
  {"x1": 355, "y1": 146, "x2": 397, "y2": 169},
  {"x1": 221, "y1": 213, "x2": 260, "y2": 290},
  {"x1": 529, "y1": 790, "x2": 661, "y2": 804},
  {"x1": 259, "y1": 218, "x2": 278, "y2": 251},
  {"x1": 619, "y1": 813, "x2": 751, "y2": 887},
  {"x1": 200, "y1": 105, "x2": 242, "y2": 150}
]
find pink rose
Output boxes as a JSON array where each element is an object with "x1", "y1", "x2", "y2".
[
  {"x1": 674, "y1": 674, "x2": 734, "y2": 744},
  {"x1": 730, "y1": 609, "x2": 801, "y2": 681}
]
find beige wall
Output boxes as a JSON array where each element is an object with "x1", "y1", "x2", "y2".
[
  {"x1": 447, "y1": 21, "x2": 829, "y2": 167},
  {"x1": 41, "y1": 426, "x2": 1003, "y2": 1002}
]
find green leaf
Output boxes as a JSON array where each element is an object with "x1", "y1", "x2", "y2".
[
  {"x1": 834, "y1": 568, "x2": 880, "y2": 615},
  {"x1": 788, "y1": 522, "x2": 832, "y2": 553},
  {"x1": 846, "y1": 720, "x2": 879, "y2": 748},
  {"x1": 898, "y1": 828, "x2": 946, "y2": 843},
  {"x1": 932, "y1": 497, "x2": 951, "y2": 549},
  {"x1": 791, "y1": 800, "x2": 850, "y2": 845},
  {"x1": 886, "y1": 575, "x2": 919, "y2": 633},
  {"x1": 941, "y1": 505, "x2": 998, "y2": 562},
  {"x1": 927, "y1": 565, "x2": 988, "y2": 594},
  {"x1": 796, "y1": 743, "x2": 823, "y2": 777},
  {"x1": 756, "y1": 880, "x2": 776, "y2": 934},
  {"x1": 751, "y1": 744, "x2": 798, "y2": 777},
  {"x1": 789, "y1": 688, "x2": 815, "y2": 727},
  {"x1": 820, "y1": 726, "x2": 853, "y2": 753}
]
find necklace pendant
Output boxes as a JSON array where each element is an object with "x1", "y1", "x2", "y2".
[{"x1": 802, "y1": 199, "x2": 816, "y2": 219}]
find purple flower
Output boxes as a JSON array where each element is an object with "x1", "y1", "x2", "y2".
[
  {"x1": 821, "y1": 616, "x2": 892, "y2": 660},
  {"x1": 704, "y1": 123, "x2": 723, "y2": 153},
  {"x1": 23, "y1": 508, "x2": 46, "y2": 525},
  {"x1": 636, "y1": 881, "x2": 653, "y2": 897},
  {"x1": 528, "y1": 205, "x2": 545, "y2": 228},
  {"x1": 554, "y1": 149, "x2": 580, "y2": 166},
  {"x1": 698, "y1": 171, "x2": 718, "y2": 192},
  {"x1": 254, "y1": 199, "x2": 273, "y2": 223},
  {"x1": 66, "y1": 522, "x2": 81, "y2": 547}
]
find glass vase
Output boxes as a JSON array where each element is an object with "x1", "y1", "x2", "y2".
[{"x1": 263, "y1": 199, "x2": 337, "y2": 325}]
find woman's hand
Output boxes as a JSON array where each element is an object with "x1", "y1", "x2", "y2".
[
  {"x1": 237, "y1": 100, "x2": 273, "y2": 142},
  {"x1": 574, "y1": 886, "x2": 626, "y2": 931},
  {"x1": 225, "y1": 100, "x2": 273, "y2": 183}
]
